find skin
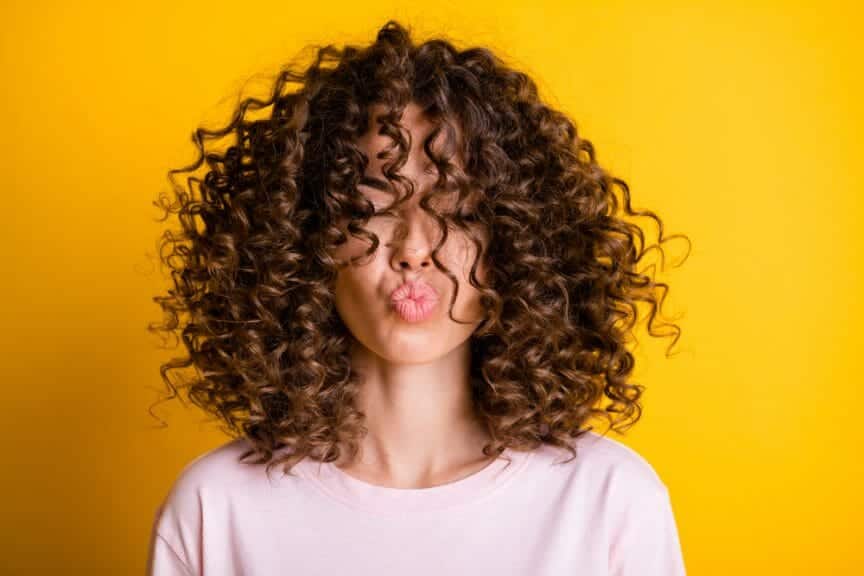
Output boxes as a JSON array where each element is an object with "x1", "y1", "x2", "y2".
[{"x1": 329, "y1": 102, "x2": 497, "y2": 489}]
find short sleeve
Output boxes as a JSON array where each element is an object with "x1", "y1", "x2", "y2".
[
  {"x1": 145, "y1": 474, "x2": 205, "y2": 576},
  {"x1": 608, "y1": 483, "x2": 687, "y2": 575},
  {"x1": 146, "y1": 527, "x2": 196, "y2": 576}
]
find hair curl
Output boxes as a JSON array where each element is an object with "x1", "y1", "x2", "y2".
[{"x1": 148, "y1": 20, "x2": 691, "y2": 476}]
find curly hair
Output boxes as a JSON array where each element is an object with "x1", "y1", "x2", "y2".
[{"x1": 148, "y1": 19, "x2": 691, "y2": 477}]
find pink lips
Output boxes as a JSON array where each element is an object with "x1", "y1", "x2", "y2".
[{"x1": 389, "y1": 280, "x2": 440, "y2": 323}]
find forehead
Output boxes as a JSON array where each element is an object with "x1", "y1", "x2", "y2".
[{"x1": 357, "y1": 102, "x2": 466, "y2": 172}]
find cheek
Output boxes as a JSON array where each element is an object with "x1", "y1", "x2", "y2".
[
  {"x1": 453, "y1": 228, "x2": 490, "y2": 283},
  {"x1": 330, "y1": 218, "x2": 380, "y2": 265},
  {"x1": 333, "y1": 261, "x2": 385, "y2": 333},
  {"x1": 446, "y1": 232, "x2": 489, "y2": 316}
]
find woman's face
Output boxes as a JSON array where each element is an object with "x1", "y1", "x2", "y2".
[{"x1": 331, "y1": 102, "x2": 489, "y2": 364}]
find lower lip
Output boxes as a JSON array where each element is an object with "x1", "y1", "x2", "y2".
[{"x1": 392, "y1": 296, "x2": 439, "y2": 323}]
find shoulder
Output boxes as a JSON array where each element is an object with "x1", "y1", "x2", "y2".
[
  {"x1": 148, "y1": 438, "x2": 257, "y2": 573},
  {"x1": 160, "y1": 438, "x2": 261, "y2": 498},
  {"x1": 528, "y1": 430, "x2": 680, "y2": 555},
  {"x1": 532, "y1": 429, "x2": 670, "y2": 500},
  {"x1": 164, "y1": 436, "x2": 262, "y2": 495},
  {"x1": 576, "y1": 429, "x2": 668, "y2": 488},
  {"x1": 555, "y1": 433, "x2": 686, "y2": 574},
  {"x1": 152, "y1": 436, "x2": 267, "y2": 534}
]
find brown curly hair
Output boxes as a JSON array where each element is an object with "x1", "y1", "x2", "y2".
[{"x1": 148, "y1": 19, "x2": 691, "y2": 477}]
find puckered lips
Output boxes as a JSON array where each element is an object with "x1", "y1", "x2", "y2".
[{"x1": 389, "y1": 279, "x2": 440, "y2": 323}]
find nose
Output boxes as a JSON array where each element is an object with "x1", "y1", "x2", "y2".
[
  {"x1": 389, "y1": 207, "x2": 440, "y2": 272},
  {"x1": 393, "y1": 245, "x2": 432, "y2": 271}
]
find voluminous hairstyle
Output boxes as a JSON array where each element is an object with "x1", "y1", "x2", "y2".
[{"x1": 149, "y1": 20, "x2": 690, "y2": 475}]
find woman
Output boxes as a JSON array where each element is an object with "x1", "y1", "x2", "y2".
[{"x1": 147, "y1": 19, "x2": 689, "y2": 575}]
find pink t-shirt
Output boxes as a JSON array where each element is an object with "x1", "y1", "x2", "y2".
[{"x1": 147, "y1": 430, "x2": 686, "y2": 575}]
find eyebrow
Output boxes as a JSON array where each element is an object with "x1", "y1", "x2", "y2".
[
  {"x1": 358, "y1": 176, "x2": 393, "y2": 192},
  {"x1": 358, "y1": 161, "x2": 455, "y2": 192}
]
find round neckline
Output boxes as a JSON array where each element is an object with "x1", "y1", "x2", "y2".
[{"x1": 295, "y1": 447, "x2": 534, "y2": 516}]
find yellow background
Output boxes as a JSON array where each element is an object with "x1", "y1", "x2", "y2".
[{"x1": 1, "y1": 0, "x2": 860, "y2": 573}]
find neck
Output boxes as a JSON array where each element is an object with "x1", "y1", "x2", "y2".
[{"x1": 335, "y1": 337, "x2": 493, "y2": 488}]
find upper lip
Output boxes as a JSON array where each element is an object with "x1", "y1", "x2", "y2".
[{"x1": 389, "y1": 279, "x2": 440, "y2": 302}]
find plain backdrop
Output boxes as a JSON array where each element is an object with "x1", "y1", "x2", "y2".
[{"x1": 0, "y1": 1, "x2": 860, "y2": 574}]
